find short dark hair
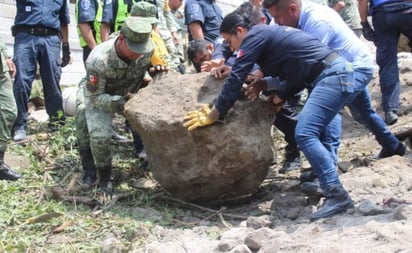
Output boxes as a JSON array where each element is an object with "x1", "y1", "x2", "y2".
[
  {"x1": 187, "y1": 39, "x2": 210, "y2": 72},
  {"x1": 236, "y1": 2, "x2": 264, "y2": 25},
  {"x1": 220, "y1": 11, "x2": 254, "y2": 34},
  {"x1": 187, "y1": 39, "x2": 210, "y2": 61},
  {"x1": 262, "y1": 0, "x2": 280, "y2": 9}
]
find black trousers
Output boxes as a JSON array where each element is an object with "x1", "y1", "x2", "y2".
[{"x1": 273, "y1": 93, "x2": 302, "y2": 155}]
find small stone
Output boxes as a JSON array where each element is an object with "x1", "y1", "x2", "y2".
[
  {"x1": 244, "y1": 228, "x2": 276, "y2": 251},
  {"x1": 101, "y1": 236, "x2": 122, "y2": 253},
  {"x1": 338, "y1": 161, "x2": 352, "y2": 172},
  {"x1": 246, "y1": 215, "x2": 272, "y2": 229},
  {"x1": 358, "y1": 199, "x2": 386, "y2": 215},
  {"x1": 393, "y1": 205, "x2": 412, "y2": 220}
]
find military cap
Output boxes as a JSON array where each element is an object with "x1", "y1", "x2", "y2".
[
  {"x1": 121, "y1": 16, "x2": 153, "y2": 53},
  {"x1": 130, "y1": 2, "x2": 158, "y2": 24}
]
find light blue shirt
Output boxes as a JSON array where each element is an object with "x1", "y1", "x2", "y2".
[
  {"x1": 265, "y1": 1, "x2": 373, "y2": 91},
  {"x1": 298, "y1": 0, "x2": 373, "y2": 68}
]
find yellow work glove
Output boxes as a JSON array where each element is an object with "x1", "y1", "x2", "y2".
[{"x1": 183, "y1": 104, "x2": 217, "y2": 131}]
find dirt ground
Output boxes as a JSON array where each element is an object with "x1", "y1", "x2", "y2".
[
  {"x1": 122, "y1": 56, "x2": 412, "y2": 252},
  {"x1": 4, "y1": 46, "x2": 412, "y2": 252},
  {"x1": 125, "y1": 45, "x2": 412, "y2": 252}
]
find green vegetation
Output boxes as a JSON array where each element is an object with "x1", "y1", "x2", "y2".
[
  {"x1": 0, "y1": 115, "x2": 270, "y2": 252},
  {"x1": 0, "y1": 118, "x2": 181, "y2": 252}
]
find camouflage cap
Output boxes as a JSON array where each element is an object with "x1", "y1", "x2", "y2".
[
  {"x1": 130, "y1": 2, "x2": 158, "y2": 24},
  {"x1": 121, "y1": 16, "x2": 153, "y2": 54}
]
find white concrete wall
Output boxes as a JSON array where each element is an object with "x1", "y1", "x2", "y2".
[{"x1": 217, "y1": 0, "x2": 239, "y2": 15}]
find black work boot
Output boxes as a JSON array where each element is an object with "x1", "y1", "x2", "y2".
[
  {"x1": 98, "y1": 166, "x2": 113, "y2": 196},
  {"x1": 300, "y1": 181, "x2": 324, "y2": 198},
  {"x1": 384, "y1": 111, "x2": 398, "y2": 126},
  {"x1": 48, "y1": 115, "x2": 66, "y2": 132},
  {"x1": 279, "y1": 151, "x2": 301, "y2": 174},
  {"x1": 79, "y1": 149, "x2": 97, "y2": 188},
  {"x1": 299, "y1": 171, "x2": 318, "y2": 183},
  {"x1": 376, "y1": 142, "x2": 406, "y2": 159},
  {"x1": 0, "y1": 162, "x2": 21, "y2": 181},
  {"x1": 310, "y1": 185, "x2": 354, "y2": 222}
]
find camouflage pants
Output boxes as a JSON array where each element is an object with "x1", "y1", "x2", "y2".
[
  {"x1": 75, "y1": 80, "x2": 112, "y2": 167},
  {"x1": 0, "y1": 72, "x2": 17, "y2": 152},
  {"x1": 175, "y1": 31, "x2": 187, "y2": 64},
  {"x1": 162, "y1": 35, "x2": 181, "y2": 70}
]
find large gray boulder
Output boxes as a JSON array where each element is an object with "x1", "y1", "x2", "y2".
[
  {"x1": 124, "y1": 72, "x2": 275, "y2": 203},
  {"x1": 398, "y1": 34, "x2": 411, "y2": 53}
]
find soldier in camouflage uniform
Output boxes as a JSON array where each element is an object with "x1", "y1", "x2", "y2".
[
  {"x1": 75, "y1": 17, "x2": 154, "y2": 192},
  {"x1": 156, "y1": 0, "x2": 181, "y2": 71},
  {"x1": 329, "y1": 0, "x2": 362, "y2": 37},
  {"x1": 0, "y1": 37, "x2": 21, "y2": 181},
  {"x1": 169, "y1": 0, "x2": 188, "y2": 72},
  {"x1": 131, "y1": 1, "x2": 173, "y2": 69}
]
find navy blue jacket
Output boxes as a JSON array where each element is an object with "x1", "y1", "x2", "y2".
[
  {"x1": 215, "y1": 25, "x2": 335, "y2": 117},
  {"x1": 184, "y1": 0, "x2": 222, "y2": 43}
]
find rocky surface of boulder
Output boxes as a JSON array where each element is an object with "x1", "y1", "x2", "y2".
[{"x1": 124, "y1": 72, "x2": 276, "y2": 202}]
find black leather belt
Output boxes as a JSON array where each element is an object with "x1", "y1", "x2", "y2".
[
  {"x1": 12, "y1": 26, "x2": 59, "y2": 36},
  {"x1": 308, "y1": 52, "x2": 341, "y2": 84}
]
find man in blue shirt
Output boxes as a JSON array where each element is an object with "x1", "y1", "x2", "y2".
[
  {"x1": 76, "y1": 0, "x2": 110, "y2": 64},
  {"x1": 184, "y1": 0, "x2": 223, "y2": 43},
  {"x1": 12, "y1": 0, "x2": 71, "y2": 142},
  {"x1": 359, "y1": 0, "x2": 412, "y2": 125},
  {"x1": 256, "y1": 0, "x2": 405, "y2": 177}
]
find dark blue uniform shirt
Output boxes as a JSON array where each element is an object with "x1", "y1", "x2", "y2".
[
  {"x1": 215, "y1": 25, "x2": 334, "y2": 117},
  {"x1": 77, "y1": 0, "x2": 99, "y2": 23},
  {"x1": 184, "y1": 0, "x2": 222, "y2": 43},
  {"x1": 101, "y1": 0, "x2": 127, "y2": 26},
  {"x1": 211, "y1": 38, "x2": 224, "y2": 60},
  {"x1": 14, "y1": 0, "x2": 70, "y2": 29}
]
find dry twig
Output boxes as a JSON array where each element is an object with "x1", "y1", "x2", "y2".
[
  {"x1": 37, "y1": 170, "x2": 53, "y2": 203},
  {"x1": 51, "y1": 186, "x2": 100, "y2": 207},
  {"x1": 53, "y1": 220, "x2": 74, "y2": 233},
  {"x1": 67, "y1": 172, "x2": 80, "y2": 192},
  {"x1": 156, "y1": 195, "x2": 248, "y2": 220},
  {"x1": 24, "y1": 212, "x2": 63, "y2": 225}
]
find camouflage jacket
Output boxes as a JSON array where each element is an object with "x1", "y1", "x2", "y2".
[
  {"x1": 0, "y1": 37, "x2": 9, "y2": 73},
  {"x1": 83, "y1": 37, "x2": 152, "y2": 113}
]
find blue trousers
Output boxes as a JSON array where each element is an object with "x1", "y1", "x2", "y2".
[
  {"x1": 13, "y1": 33, "x2": 64, "y2": 131},
  {"x1": 373, "y1": 2, "x2": 412, "y2": 112},
  {"x1": 347, "y1": 87, "x2": 400, "y2": 151},
  {"x1": 295, "y1": 57, "x2": 399, "y2": 190}
]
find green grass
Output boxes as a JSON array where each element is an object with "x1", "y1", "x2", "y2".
[
  {"x1": 0, "y1": 116, "x2": 257, "y2": 252},
  {"x1": 0, "y1": 117, "x2": 183, "y2": 252}
]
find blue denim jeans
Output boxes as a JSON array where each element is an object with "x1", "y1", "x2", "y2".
[
  {"x1": 373, "y1": 3, "x2": 412, "y2": 112},
  {"x1": 347, "y1": 85, "x2": 400, "y2": 151},
  {"x1": 13, "y1": 33, "x2": 64, "y2": 131},
  {"x1": 296, "y1": 57, "x2": 373, "y2": 189}
]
